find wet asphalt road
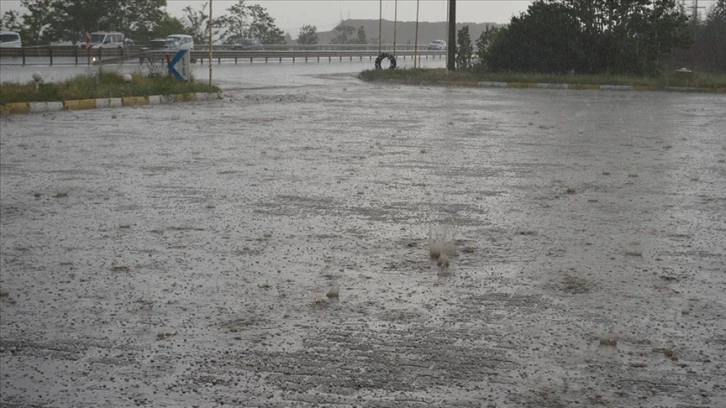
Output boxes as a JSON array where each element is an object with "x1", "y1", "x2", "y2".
[{"x1": 1, "y1": 63, "x2": 725, "y2": 407}]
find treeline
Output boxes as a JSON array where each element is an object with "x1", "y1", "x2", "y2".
[
  {"x1": 458, "y1": 0, "x2": 726, "y2": 75},
  {"x1": 0, "y1": 0, "x2": 287, "y2": 46}
]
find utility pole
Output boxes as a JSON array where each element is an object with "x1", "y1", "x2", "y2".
[
  {"x1": 208, "y1": 0, "x2": 213, "y2": 86},
  {"x1": 447, "y1": 0, "x2": 456, "y2": 71},
  {"x1": 691, "y1": 0, "x2": 705, "y2": 24},
  {"x1": 690, "y1": 0, "x2": 705, "y2": 40},
  {"x1": 393, "y1": 0, "x2": 398, "y2": 55},
  {"x1": 414, "y1": 0, "x2": 420, "y2": 68},
  {"x1": 378, "y1": 0, "x2": 383, "y2": 55}
]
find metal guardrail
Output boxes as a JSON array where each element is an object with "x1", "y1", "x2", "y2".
[
  {"x1": 0, "y1": 45, "x2": 446, "y2": 66},
  {"x1": 191, "y1": 49, "x2": 445, "y2": 65}
]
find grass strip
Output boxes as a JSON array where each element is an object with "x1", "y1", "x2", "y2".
[
  {"x1": 0, "y1": 71, "x2": 220, "y2": 104},
  {"x1": 359, "y1": 68, "x2": 726, "y2": 92}
]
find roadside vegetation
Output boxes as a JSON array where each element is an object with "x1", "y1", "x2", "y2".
[
  {"x1": 364, "y1": 0, "x2": 725, "y2": 92},
  {"x1": 0, "y1": 0, "x2": 287, "y2": 47},
  {"x1": 0, "y1": 72, "x2": 220, "y2": 104},
  {"x1": 359, "y1": 69, "x2": 726, "y2": 91},
  {"x1": 471, "y1": 0, "x2": 725, "y2": 76}
]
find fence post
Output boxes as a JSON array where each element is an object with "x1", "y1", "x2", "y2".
[
  {"x1": 74, "y1": 47, "x2": 78, "y2": 65},
  {"x1": 22, "y1": 47, "x2": 26, "y2": 66}
]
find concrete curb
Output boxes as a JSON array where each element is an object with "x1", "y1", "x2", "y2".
[
  {"x1": 1, "y1": 92, "x2": 222, "y2": 115},
  {"x1": 476, "y1": 81, "x2": 723, "y2": 93}
]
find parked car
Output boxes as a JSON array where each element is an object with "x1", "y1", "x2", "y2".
[
  {"x1": 167, "y1": 34, "x2": 194, "y2": 51},
  {"x1": 427, "y1": 40, "x2": 447, "y2": 50},
  {"x1": 85, "y1": 31, "x2": 125, "y2": 49},
  {"x1": 0, "y1": 31, "x2": 22, "y2": 48},
  {"x1": 231, "y1": 38, "x2": 263, "y2": 50}
]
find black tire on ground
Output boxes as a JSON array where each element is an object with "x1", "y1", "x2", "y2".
[{"x1": 375, "y1": 53, "x2": 397, "y2": 70}]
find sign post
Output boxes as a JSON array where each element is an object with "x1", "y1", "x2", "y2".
[{"x1": 209, "y1": 0, "x2": 213, "y2": 86}]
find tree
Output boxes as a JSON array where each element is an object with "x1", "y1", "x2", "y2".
[
  {"x1": 474, "y1": 25, "x2": 500, "y2": 71},
  {"x1": 216, "y1": 0, "x2": 249, "y2": 42},
  {"x1": 485, "y1": 0, "x2": 690, "y2": 75},
  {"x1": 688, "y1": 0, "x2": 726, "y2": 71},
  {"x1": 356, "y1": 25, "x2": 367, "y2": 44},
  {"x1": 704, "y1": 0, "x2": 726, "y2": 70},
  {"x1": 455, "y1": 25, "x2": 473, "y2": 70},
  {"x1": 52, "y1": 0, "x2": 167, "y2": 42},
  {"x1": 144, "y1": 15, "x2": 187, "y2": 41},
  {"x1": 330, "y1": 24, "x2": 355, "y2": 44},
  {"x1": 3, "y1": 0, "x2": 171, "y2": 45},
  {"x1": 217, "y1": 1, "x2": 284, "y2": 44},
  {"x1": 182, "y1": 1, "x2": 222, "y2": 44},
  {"x1": 297, "y1": 24, "x2": 318, "y2": 45},
  {"x1": 330, "y1": 23, "x2": 368, "y2": 44},
  {"x1": 9, "y1": 0, "x2": 58, "y2": 46},
  {"x1": 639, "y1": 0, "x2": 691, "y2": 73},
  {"x1": 1, "y1": 10, "x2": 24, "y2": 32},
  {"x1": 247, "y1": 4, "x2": 284, "y2": 44}
]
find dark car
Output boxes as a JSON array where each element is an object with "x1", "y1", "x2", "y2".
[{"x1": 231, "y1": 38, "x2": 263, "y2": 50}]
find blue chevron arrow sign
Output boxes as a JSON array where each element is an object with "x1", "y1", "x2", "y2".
[{"x1": 168, "y1": 49, "x2": 188, "y2": 81}]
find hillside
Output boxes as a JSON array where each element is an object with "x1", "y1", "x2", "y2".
[{"x1": 315, "y1": 19, "x2": 502, "y2": 46}]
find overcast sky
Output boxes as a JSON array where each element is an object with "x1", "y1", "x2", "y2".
[
  {"x1": 0, "y1": 0, "x2": 534, "y2": 34},
  {"x1": 171, "y1": 1, "x2": 536, "y2": 33},
  {"x1": 1, "y1": 0, "x2": 718, "y2": 36}
]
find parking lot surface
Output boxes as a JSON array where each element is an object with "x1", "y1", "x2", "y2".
[{"x1": 1, "y1": 64, "x2": 725, "y2": 407}]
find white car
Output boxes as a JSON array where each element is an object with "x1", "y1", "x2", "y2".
[
  {"x1": 167, "y1": 34, "x2": 194, "y2": 51},
  {"x1": 87, "y1": 31, "x2": 125, "y2": 49},
  {"x1": 427, "y1": 40, "x2": 447, "y2": 50},
  {"x1": 0, "y1": 31, "x2": 22, "y2": 48}
]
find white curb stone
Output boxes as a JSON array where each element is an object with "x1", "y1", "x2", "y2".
[
  {"x1": 95, "y1": 98, "x2": 123, "y2": 109},
  {"x1": 29, "y1": 101, "x2": 64, "y2": 113},
  {"x1": 8, "y1": 93, "x2": 219, "y2": 115}
]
